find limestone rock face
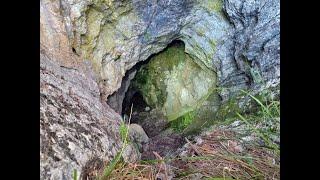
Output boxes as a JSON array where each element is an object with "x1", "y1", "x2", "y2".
[
  {"x1": 40, "y1": 52, "x2": 122, "y2": 180},
  {"x1": 54, "y1": 0, "x2": 228, "y2": 101},
  {"x1": 58, "y1": 0, "x2": 195, "y2": 99},
  {"x1": 40, "y1": 0, "x2": 84, "y2": 70},
  {"x1": 45, "y1": 0, "x2": 279, "y2": 101},
  {"x1": 223, "y1": 0, "x2": 280, "y2": 97}
]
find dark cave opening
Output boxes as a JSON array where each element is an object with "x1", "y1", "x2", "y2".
[
  {"x1": 106, "y1": 56, "x2": 150, "y2": 116},
  {"x1": 122, "y1": 91, "x2": 149, "y2": 123},
  {"x1": 108, "y1": 39, "x2": 185, "y2": 121},
  {"x1": 106, "y1": 40, "x2": 197, "y2": 160}
]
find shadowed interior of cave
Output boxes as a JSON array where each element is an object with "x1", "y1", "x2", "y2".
[
  {"x1": 108, "y1": 38, "x2": 220, "y2": 141},
  {"x1": 107, "y1": 40, "x2": 188, "y2": 159},
  {"x1": 113, "y1": 39, "x2": 186, "y2": 123},
  {"x1": 122, "y1": 91, "x2": 148, "y2": 122}
]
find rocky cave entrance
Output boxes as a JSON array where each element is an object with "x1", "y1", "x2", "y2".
[
  {"x1": 107, "y1": 39, "x2": 218, "y2": 159},
  {"x1": 108, "y1": 40, "x2": 187, "y2": 128},
  {"x1": 107, "y1": 40, "x2": 190, "y2": 159}
]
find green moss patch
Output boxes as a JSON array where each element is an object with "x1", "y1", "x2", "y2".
[
  {"x1": 170, "y1": 111, "x2": 196, "y2": 132},
  {"x1": 132, "y1": 41, "x2": 186, "y2": 108},
  {"x1": 200, "y1": 0, "x2": 223, "y2": 14},
  {"x1": 132, "y1": 40, "x2": 219, "y2": 134}
]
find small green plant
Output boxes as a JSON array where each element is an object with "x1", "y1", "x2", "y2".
[
  {"x1": 236, "y1": 89, "x2": 280, "y2": 155},
  {"x1": 237, "y1": 113, "x2": 279, "y2": 154},
  {"x1": 209, "y1": 86, "x2": 280, "y2": 155},
  {"x1": 171, "y1": 111, "x2": 196, "y2": 132},
  {"x1": 99, "y1": 104, "x2": 133, "y2": 180},
  {"x1": 119, "y1": 120, "x2": 129, "y2": 142},
  {"x1": 73, "y1": 169, "x2": 77, "y2": 180}
]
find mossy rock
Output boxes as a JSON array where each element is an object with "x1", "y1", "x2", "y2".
[
  {"x1": 200, "y1": 0, "x2": 224, "y2": 14},
  {"x1": 132, "y1": 41, "x2": 219, "y2": 132},
  {"x1": 133, "y1": 41, "x2": 187, "y2": 109}
]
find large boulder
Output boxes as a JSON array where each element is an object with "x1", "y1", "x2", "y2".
[
  {"x1": 40, "y1": 52, "x2": 122, "y2": 180},
  {"x1": 132, "y1": 41, "x2": 218, "y2": 121}
]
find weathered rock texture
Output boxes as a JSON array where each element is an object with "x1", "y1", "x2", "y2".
[
  {"x1": 107, "y1": 69, "x2": 137, "y2": 114},
  {"x1": 40, "y1": 52, "x2": 123, "y2": 179},
  {"x1": 222, "y1": 0, "x2": 280, "y2": 98},
  {"x1": 40, "y1": 0, "x2": 279, "y2": 178},
  {"x1": 49, "y1": 0, "x2": 279, "y2": 102}
]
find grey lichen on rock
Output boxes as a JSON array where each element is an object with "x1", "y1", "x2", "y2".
[
  {"x1": 40, "y1": 52, "x2": 123, "y2": 180},
  {"x1": 56, "y1": 0, "x2": 279, "y2": 102},
  {"x1": 223, "y1": 0, "x2": 280, "y2": 97},
  {"x1": 60, "y1": 0, "x2": 196, "y2": 99}
]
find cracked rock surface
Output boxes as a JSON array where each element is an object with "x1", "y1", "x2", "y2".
[{"x1": 40, "y1": 52, "x2": 123, "y2": 180}]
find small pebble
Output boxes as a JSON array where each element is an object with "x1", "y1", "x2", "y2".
[{"x1": 145, "y1": 106, "x2": 150, "y2": 111}]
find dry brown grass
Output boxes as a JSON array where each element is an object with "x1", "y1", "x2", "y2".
[
  {"x1": 103, "y1": 162, "x2": 156, "y2": 180},
  {"x1": 98, "y1": 128, "x2": 279, "y2": 180},
  {"x1": 101, "y1": 153, "x2": 169, "y2": 180},
  {"x1": 171, "y1": 129, "x2": 280, "y2": 179}
]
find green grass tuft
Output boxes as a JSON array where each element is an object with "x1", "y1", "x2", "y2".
[
  {"x1": 99, "y1": 104, "x2": 133, "y2": 180},
  {"x1": 236, "y1": 89, "x2": 280, "y2": 155},
  {"x1": 119, "y1": 120, "x2": 129, "y2": 142},
  {"x1": 73, "y1": 169, "x2": 77, "y2": 180},
  {"x1": 170, "y1": 111, "x2": 196, "y2": 132}
]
